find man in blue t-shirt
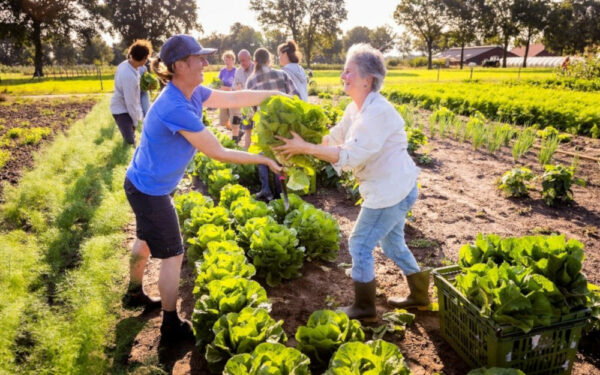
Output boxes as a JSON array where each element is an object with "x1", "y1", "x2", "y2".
[{"x1": 123, "y1": 34, "x2": 282, "y2": 343}]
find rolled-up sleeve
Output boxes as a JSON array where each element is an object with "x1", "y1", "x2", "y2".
[{"x1": 332, "y1": 110, "x2": 394, "y2": 172}]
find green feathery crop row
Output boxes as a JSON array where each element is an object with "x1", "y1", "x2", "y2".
[
  {"x1": 385, "y1": 82, "x2": 600, "y2": 137},
  {"x1": 0, "y1": 97, "x2": 133, "y2": 374}
]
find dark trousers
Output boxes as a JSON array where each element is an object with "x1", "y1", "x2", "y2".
[{"x1": 112, "y1": 113, "x2": 135, "y2": 145}]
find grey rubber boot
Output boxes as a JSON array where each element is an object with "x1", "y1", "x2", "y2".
[{"x1": 387, "y1": 269, "x2": 431, "y2": 309}]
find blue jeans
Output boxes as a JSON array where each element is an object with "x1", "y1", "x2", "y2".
[
  {"x1": 140, "y1": 91, "x2": 151, "y2": 117},
  {"x1": 349, "y1": 184, "x2": 420, "y2": 283}
]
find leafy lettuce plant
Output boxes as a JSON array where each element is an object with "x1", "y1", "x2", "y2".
[
  {"x1": 541, "y1": 164, "x2": 585, "y2": 206},
  {"x1": 284, "y1": 204, "x2": 341, "y2": 262},
  {"x1": 205, "y1": 307, "x2": 287, "y2": 373},
  {"x1": 325, "y1": 340, "x2": 411, "y2": 375},
  {"x1": 496, "y1": 167, "x2": 535, "y2": 198},
  {"x1": 238, "y1": 216, "x2": 277, "y2": 250},
  {"x1": 268, "y1": 193, "x2": 306, "y2": 223},
  {"x1": 219, "y1": 184, "x2": 251, "y2": 210},
  {"x1": 223, "y1": 342, "x2": 311, "y2": 375},
  {"x1": 467, "y1": 368, "x2": 525, "y2": 375},
  {"x1": 255, "y1": 96, "x2": 329, "y2": 191},
  {"x1": 174, "y1": 191, "x2": 214, "y2": 226},
  {"x1": 248, "y1": 222, "x2": 305, "y2": 287},
  {"x1": 208, "y1": 168, "x2": 239, "y2": 198},
  {"x1": 187, "y1": 224, "x2": 236, "y2": 264},
  {"x1": 295, "y1": 310, "x2": 364, "y2": 367},
  {"x1": 192, "y1": 278, "x2": 270, "y2": 347},
  {"x1": 230, "y1": 197, "x2": 272, "y2": 229},
  {"x1": 183, "y1": 205, "x2": 230, "y2": 239},
  {"x1": 193, "y1": 251, "x2": 256, "y2": 293}
]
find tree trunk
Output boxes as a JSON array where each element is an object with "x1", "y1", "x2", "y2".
[
  {"x1": 427, "y1": 41, "x2": 433, "y2": 70},
  {"x1": 33, "y1": 20, "x2": 44, "y2": 77},
  {"x1": 523, "y1": 28, "x2": 532, "y2": 68},
  {"x1": 502, "y1": 35, "x2": 509, "y2": 68},
  {"x1": 460, "y1": 42, "x2": 465, "y2": 69},
  {"x1": 305, "y1": 38, "x2": 312, "y2": 69}
]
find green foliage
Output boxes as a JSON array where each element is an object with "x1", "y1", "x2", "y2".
[
  {"x1": 255, "y1": 96, "x2": 329, "y2": 191},
  {"x1": 192, "y1": 278, "x2": 271, "y2": 347},
  {"x1": 238, "y1": 216, "x2": 277, "y2": 250},
  {"x1": 368, "y1": 309, "x2": 416, "y2": 340},
  {"x1": 324, "y1": 340, "x2": 411, "y2": 375},
  {"x1": 140, "y1": 72, "x2": 159, "y2": 91},
  {"x1": 187, "y1": 224, "x2": 237, "y2": 264},
  {"x1": 174, "y1": 191, "x2": 214, "y2": 226},
  {"x1": 0, "y1": 149, "x2": 11, "y2": 168},
  {"x1": 269, "y1": 193, "x2": 306, "y2": 223},
  {"x1": 284, "y1": 203, "x2": 341, "y2": 262},
  {"x1": 219, "y1": 184, "x2": 251, "y2": 210},
  {"x1": 295, "y1": 310, "x2": 364, "y2": 367},
  {"x1": 538, "y1": 135, "x2": 559, "y2": 166},
  {"x1": 457, "y1": 234, "x2": 591, "y2": 332},
  {"x1": 248, "y1": 222, "x2": 305, "y2": 287},
  {"x1": 496, "y1": 167, "x2": 535, "y2": 197},
  {"x1": 467, "y1": 115, "x2": 488, "y2": 150},
  {"x1": 541, "y1": 164, "x2": 585, "y2": 206},
  {"x1": 322, "y1": 102, "x2": 344, "y2": 126},
  {"x1": 205, "y1": 307, "x2": 287, "y2": 373},
  {"x1": 512, "y1": 128, "x2": 536, "y2": 161},
  {"x1": 406, "y1": 127, "x2": 428, "y2": 154},
  {"x1": 586, "y1": 283, "x2": 600, "y2": 333},
  {"x1": 209, "y1": 168, "x2": 239, "y2": 197},
  {"x1": 223, "y1": 342, "x2": 311, "y2": 375}
]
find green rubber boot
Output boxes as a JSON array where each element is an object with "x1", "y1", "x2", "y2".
[{"x1": 387, "y1": 269, "x2": 431, "y2": 309}]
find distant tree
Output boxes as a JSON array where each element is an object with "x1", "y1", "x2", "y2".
[
  {"x1": 263, "y1": 29, "x2": 289, "y2": 59},
  {"x1": 443, "y1": 0, "x2": 482, "y2": 69},
  {"x1": 342, "y1": 26, "x2": 371, "y2": 51},
  {"x1": 543, "y1": 0, "x2": 600, "y2": 55},
  {"x1": 111, "y1": 40, "x2": 127, "y2": 65},
  {"x1": 0, "y1": 0, "x2": 105, "y2": 76},
  {"x1": 82, "y1": 35, "x2": 114, "y2": 65},
  {"x1": 226, "y1": 23, "x2": 263, "y2": 57},
  {"x1": 314, "y1": 36, "x2": 344, "y2": 64},
  {"x1": 369, "y1": 25, "x2": 396, "y2": 53},
  {"x1": 482, "y1": 0, "x2": 519, "y2": 68},
  {"x1": 250, "y1": 0, "x2": 347, "y2": 67},
  {"x1": 394, "y1": 0, "x2": 446, "y2": 69},
  {"x1": 396, "y1": 32, "x2": 414, "y2": 59},
  {"x1": 106, "y1": 0, "x2": 200, "y2": 48},
  {"x1": 199, "y1": 32, "x2": 228, "y2": 64},
  {"x1": 513, "y1": 0, "x2": 550, "y2": 67},
  {"x1": 50, "y1": 35, "x2": 80, "y2": 65}
]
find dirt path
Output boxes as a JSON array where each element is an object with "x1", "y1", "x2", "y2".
[{"x1": 115, "y1": 109, "x2": 600, "y2": 374}]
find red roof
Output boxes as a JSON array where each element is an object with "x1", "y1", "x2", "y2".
[{"x1": 511, "y1": 43, "x2": 549, "y2": 57}]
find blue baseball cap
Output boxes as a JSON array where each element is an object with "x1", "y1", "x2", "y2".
[{"x1": 159, "y1": 34, "x2": 217, "y2": 66}]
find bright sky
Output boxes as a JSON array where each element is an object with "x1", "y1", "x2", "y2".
[{"x1": 193, "y1": 0, "x2": 402, "y2": 37}]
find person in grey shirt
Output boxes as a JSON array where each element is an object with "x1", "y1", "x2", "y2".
[
  {"x1": 278, "y1": 40, "x2": 308, "y2": 101},
  {"x1": 231, "y1": 49, "x2": 254, "y2": 148},
  {"x1": 110, "y1": 40, "x2": 152, "y2": 145}
]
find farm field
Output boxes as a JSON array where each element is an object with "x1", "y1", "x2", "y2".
[
  {"x1": 107, "y1": 106, "x2": 600, "y2": 375},
  {"x1": 0, "y1": 97, "x2": 98, "y2": 192}
]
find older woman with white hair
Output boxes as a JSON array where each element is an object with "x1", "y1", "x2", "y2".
[{"x1": 274, "y1": 43, "x2": 428, "y2": 320}]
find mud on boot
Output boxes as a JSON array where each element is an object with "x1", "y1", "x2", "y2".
[{"x1": 339, "y1": 280, "x2": 377, "y2": 322}]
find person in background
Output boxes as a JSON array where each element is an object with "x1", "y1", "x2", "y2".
[
  {"x1": 274, "y1": 44, "x2": 428, "y2": 320},
  {"x1": 110, "y1": 39, "x2": 152, "y2": 145},
  {"x1": 278, "y1": 40, "x2": 308, "y2": 101},
  {"x1": 231, "y1": 49, "x2": 254, "y2": 147},
  {"x1": 246, "y1": 47, "x2": 299, "y2": 201},
  {"x1": 123, "y1": 34, "x2": 281, "y2": 343},
  {"x1": 218, "y1": 50, "x2": 237, "y2": 130}
]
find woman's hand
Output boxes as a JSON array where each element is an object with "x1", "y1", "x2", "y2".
[
  {"x1": 273, "y1": 131, "x2": 310, "y2": 160},
  {"x1": 261, "y1": 156, "x2": 282, "y2": 174}
]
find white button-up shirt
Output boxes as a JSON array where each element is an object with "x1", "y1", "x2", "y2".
[
  {"x1": 110, "y1": 60, "x2": 143, "y2": 124},
  {"x1": 329, "y1": 91, "x2": 419, "y2": 209}
]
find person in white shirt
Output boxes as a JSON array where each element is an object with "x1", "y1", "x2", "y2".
[
  {"x1": 274, "y1": 43, "x2": 428, "y2": 320},
  {"x1": 231, "y1": 49, "x2": 254, "y2": 148},
  {"x1": 110, "y1": 39, "x2": 152, "y2": 145},
  {"x1": 277, "y1": 40, "x2": 308, "y2": 102}
]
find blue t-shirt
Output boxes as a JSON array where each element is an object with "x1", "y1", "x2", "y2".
[
  {"x1": 126, "y1": 82, "x2": 213, "y2": 195},
  {"x1": 219, "y1": 67, "x2": 236, "y2": 88}
]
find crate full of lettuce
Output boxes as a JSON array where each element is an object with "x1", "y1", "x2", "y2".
[{"x1": 433, "y1": 234, "x2": 593, "y2": 375}]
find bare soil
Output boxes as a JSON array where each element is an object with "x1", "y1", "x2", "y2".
[
  {"x1": 0, "y1": 96, "x2": 97, "y2": 197},
  {"x1": 118, "y1": 108, "x2": 600, "y2": 375}
]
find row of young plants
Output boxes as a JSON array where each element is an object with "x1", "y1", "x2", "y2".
[
  {"x1": 457, "y1": 234, "x2": 599, "y2": 334},
  {"x1": 0, "y1": 98, "x2": 133, "y2": 374},
  {"x1": 174, "y1": 185, "x2": 414, "y2": 374},
  {"x1": 384, "y1": 82, "x2": 600, "y2": 137}
]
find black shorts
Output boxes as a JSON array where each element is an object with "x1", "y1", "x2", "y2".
[{"x1": 124, "y1": 177, "x2": 184, "y2": 259}]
